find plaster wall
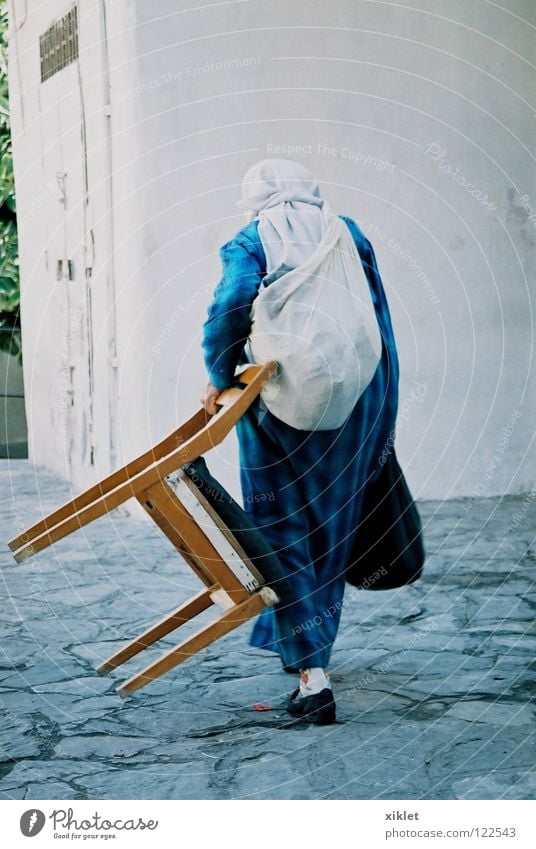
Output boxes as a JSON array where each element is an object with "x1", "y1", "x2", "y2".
[{"x1": 8, "y1": 0, "x2": 535, "y2": 500}]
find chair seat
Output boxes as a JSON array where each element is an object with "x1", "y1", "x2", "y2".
[{"x1": 181, "y1": 457, "x2": 291, "y2": 601}]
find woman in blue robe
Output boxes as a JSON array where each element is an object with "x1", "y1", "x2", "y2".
[{"x1": 201, "y1": 160, "x2": 399, "y2": 723}]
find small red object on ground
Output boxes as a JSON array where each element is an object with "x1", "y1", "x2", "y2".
[{"x1": 252, "y1": 702, "x2": 273, "y2": 711}]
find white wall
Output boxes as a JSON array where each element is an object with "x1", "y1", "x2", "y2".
[
  {"x1": 9, "y1": 1, "x2": 119, "y2": 490},
  {"x1": 9, "y1": 0, "x2": 536, "y2": 501}
]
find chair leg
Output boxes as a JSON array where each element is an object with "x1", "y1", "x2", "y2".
[
  {"x1": 97, "y1": 588, "x2": 215, "y2": 675},
  {"x1": 117, "y1": 591, "x2": 268, "y2": 697}
]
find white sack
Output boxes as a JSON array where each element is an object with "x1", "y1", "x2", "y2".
[{"x1": 247, "y1": 216, "x2": 382, "y2": 430}]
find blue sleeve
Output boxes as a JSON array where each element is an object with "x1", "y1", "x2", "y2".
[{"x1": 202, "y1": 224, "x2": 266, "y2": 390}]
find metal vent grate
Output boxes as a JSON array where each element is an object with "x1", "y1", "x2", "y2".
[{"x1": 39, "y1": 6, "x2": 79, "y2": 83}]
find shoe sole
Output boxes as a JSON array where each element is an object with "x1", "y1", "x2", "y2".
[{"x1": 302, "y1": 705, "x2": 336, "y2": 725}]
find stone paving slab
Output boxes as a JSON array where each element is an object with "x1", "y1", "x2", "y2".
[{"x1": 0, "y1": 460, "x2": 534, "y2": 800}]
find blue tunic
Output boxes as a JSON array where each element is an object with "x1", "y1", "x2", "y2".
[{"x1": 202, "y1": 216, "x2": 399, "y2": 669}]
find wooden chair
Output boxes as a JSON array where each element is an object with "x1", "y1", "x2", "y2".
[{"x1": 8, "y1": 362, "x2": 278, "y2": 697}]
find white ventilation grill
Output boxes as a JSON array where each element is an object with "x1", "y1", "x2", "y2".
[{"x1": 39, "y1": 6, "x2": 79, "y2": 83}]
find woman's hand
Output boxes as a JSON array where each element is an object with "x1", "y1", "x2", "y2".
[{"x1": 201, "y1": 382, "x2": 223, "y2": 415}]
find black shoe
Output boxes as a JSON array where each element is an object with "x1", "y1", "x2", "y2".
[
  {"x1": 282, "y1": 665, "x2": 300, "y2": 674},
  {"x1": 285, "y1": 687, "x2": 336, "y2": 725}
]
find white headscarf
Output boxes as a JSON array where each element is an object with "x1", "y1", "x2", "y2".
[{"x1": 236, "y1": 159, "x2": 334, "y2": 275}]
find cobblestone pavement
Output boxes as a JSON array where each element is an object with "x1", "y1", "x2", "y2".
[{"x1": 0, "y1": 460, "x2": 534, "y2": 800}]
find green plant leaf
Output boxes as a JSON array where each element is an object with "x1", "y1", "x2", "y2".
[{"x1": 0, "y1": 9, "x2": 19, "y2": 321}]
